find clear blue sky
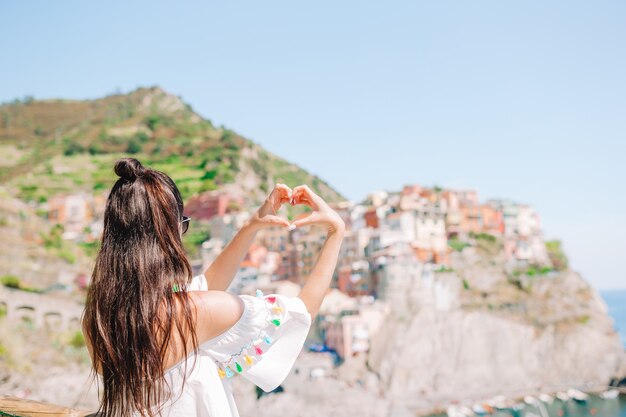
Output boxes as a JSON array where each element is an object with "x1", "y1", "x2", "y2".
[{"x1": 1, "y1": 1, "x2": 624, "y2": 289}]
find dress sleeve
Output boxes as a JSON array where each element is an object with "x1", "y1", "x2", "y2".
[{"x1": 198, "y1": 290, "x2": 312, "y2": 392}]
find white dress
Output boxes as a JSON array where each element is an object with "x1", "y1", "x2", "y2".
[{"x1": 140, "y1": 274, "x2": 312, "y2": 417}]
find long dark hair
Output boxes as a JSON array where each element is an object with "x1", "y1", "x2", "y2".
[{"x1": 83, "y1": 157, "x2": 199, "y2": 416}]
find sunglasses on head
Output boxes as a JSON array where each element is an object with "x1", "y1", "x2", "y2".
[{"x1": 181, "y1": 215, "x2": 191, "y2": 235}]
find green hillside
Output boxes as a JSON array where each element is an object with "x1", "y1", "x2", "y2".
[{"x1": 0, "y1": 86, "x2": 345, "y2": 207}]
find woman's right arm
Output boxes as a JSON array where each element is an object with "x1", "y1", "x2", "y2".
[
  {"x1": 297, "y1": 229, "x2": 344, "y2": 321},
  {"x1": 289, "y1": 185, "x2": 345, "y2": 322}
]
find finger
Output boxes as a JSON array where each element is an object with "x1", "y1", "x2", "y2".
[
  {"x1": 279, "y1": 184, "x2": 293, "y2": 204},
  {"x1": 275, "y1": 183, "x2": 291, "y2": 200},
  {"x1": 262, "y1": 214, "x2": 290, "y2": 227},
  {"x1": 301, "y1": 184, "x2": 323, "y2": 205},
  {"x1": 271, "y1": 183, "x2": 292, "y2": 208},
  {"x1": 291, "y1": 187, "x2": 315, "y2": 207},
  {"x1": 292, "y1": 185, "x2": 320, "y2": 207},
  {"x1": 292, "y1": 192, "x2": 314, "y2": 208}
]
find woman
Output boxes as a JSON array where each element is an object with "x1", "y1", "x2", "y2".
[{"x1": 81, "y1": 157, "x2": 345, "y2": 417}]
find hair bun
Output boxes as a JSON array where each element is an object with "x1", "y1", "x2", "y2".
[{"x1": 114, "y1": 158, "x2": 146, "y2": 181}]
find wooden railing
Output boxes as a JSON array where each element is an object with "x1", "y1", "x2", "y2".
[{"x1": 0, "y1": 396, "x2": 98, "y2": 417}]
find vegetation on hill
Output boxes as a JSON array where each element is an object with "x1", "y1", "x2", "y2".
[{"x1": 0, "y1": 86, "x2": 345, "y2": 206}]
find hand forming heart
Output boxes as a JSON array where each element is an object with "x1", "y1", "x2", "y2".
[{"x1": 248, "y1": 183, "x2": 345, "y2": 234}]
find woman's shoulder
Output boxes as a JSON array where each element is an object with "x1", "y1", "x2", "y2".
[{"x1": 187, "y1": 290, "x2": 245, "y2": 345}]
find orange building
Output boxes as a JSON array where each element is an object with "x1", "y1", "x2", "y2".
[
  {"x1": 459, "y1": 204, "x2": 482, "y2": 234},
  {"x1": 364, "y1": 208, "x2": 379, "y2": 228},
  {"x1": 480, "y1": 204, "x2": 504, "y2": 235}
]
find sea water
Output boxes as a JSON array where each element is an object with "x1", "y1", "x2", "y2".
[
  {"x1": 594, "y1": 289, "x2": 626, "y2": 417},
  {"x1": 602, "y1": 290, "x2": 626, "y2": 348}
]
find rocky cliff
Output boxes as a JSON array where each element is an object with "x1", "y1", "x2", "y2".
[{"x1": 367, "y1": 244, "x2": 624, "y2": 414}]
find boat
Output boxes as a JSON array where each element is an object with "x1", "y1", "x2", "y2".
[
  {"x1": 599, "y1": 389, "x2": 619, "y2": 400},
  {"x1": 448, "y1": 405, "x2": 476, "y2": 417},
  {"x1": 447, "y1": 405, "x2": 468, "y2": 417},
  {"x1": 556, "y1": 392, "x2": 570, "y2": 401},
  {"x1": 524, "y1": 395, "x2": 538, "y2": 405},
  {"x1": 459, "y1": 405, "x2": 474, "y2": 416},
  {"x1": 472, "y1": 404, "x2": 487, "y2": 415},
  {"x1": 539, "y1": 393, "x2": 554, "y2": 403},
  {"x1": 567, "y1": 389, "x2": 589, "y2": 402},
  {"x1": 486, "y1": 395, "x2": 509, "y2": 410}
]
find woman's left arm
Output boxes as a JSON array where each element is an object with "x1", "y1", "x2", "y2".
[{"x1": 202, "y1": 184, "x2": 292, "y2": 291}]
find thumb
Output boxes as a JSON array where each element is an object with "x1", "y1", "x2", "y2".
[
  {"x1": 263, "y1": 215, "x2": 290, "y2": 227},
  {"x1": 291, "y1": 212, "x2": 318, "y2": 229}
]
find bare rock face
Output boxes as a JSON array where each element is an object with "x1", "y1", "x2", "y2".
[
  {"x1": 136, "y1": 86, "x2": 200, "y2": 122},
  {"x1": 367, "y1": 269, "x2": 624, "y2": 414},
  {"x1": 451, "y1": 246, "x2": 509, "y2": 292}
]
